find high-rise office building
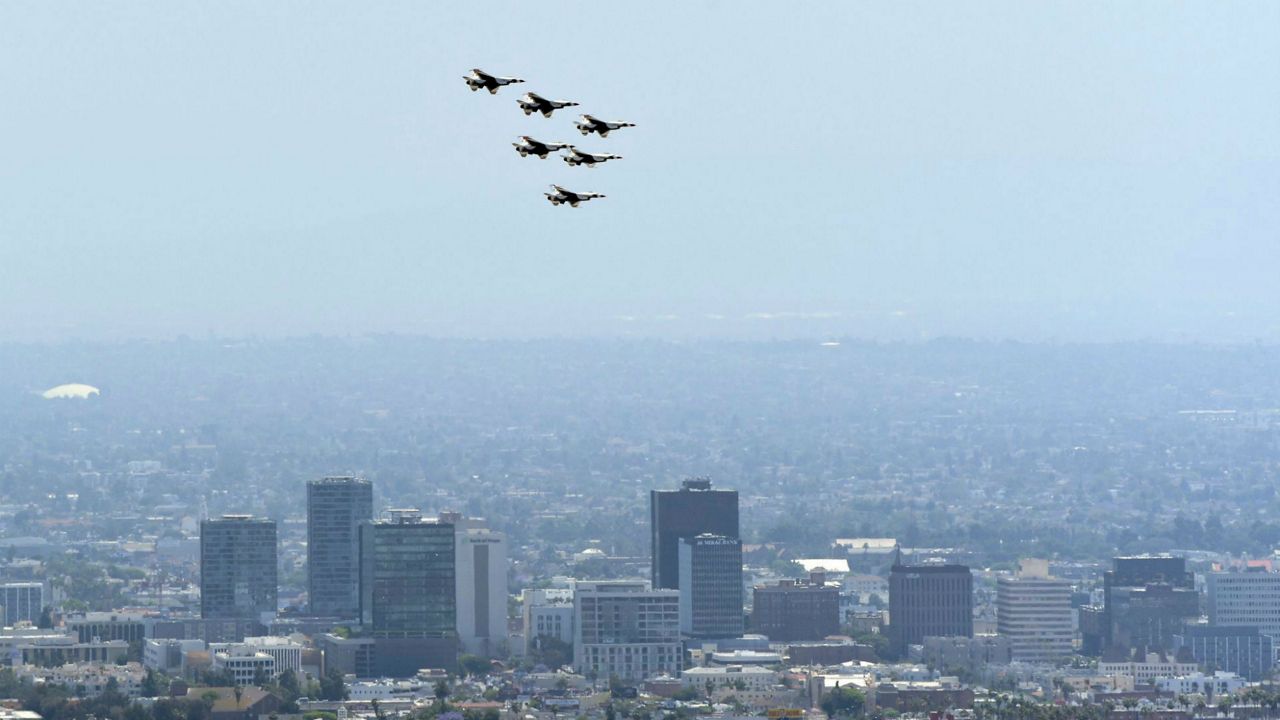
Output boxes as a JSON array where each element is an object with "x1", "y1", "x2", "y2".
[
  {"x1": 996, "y1": 559, "x2": 1073, "y2": 664},
  {"x1": 1104, "y1": 556, "x2": 1198, "y2": 651},
  {"x1": 752, "y1": 571, "x2": 840, "y2": 642},
  {"x1": 889, "y1": 558, "x2": 973, "y2": 657},
  {"x1": 1, "y1": 583, "x2": 43, "y2": 626},
  {"x1": 1207, "y1": 571, "x2": 1280, "y2": 639},
  {"x1": 574, "y1": 581, "x2": 682, "y2": 682},
  {"x1": 650, "y1": 478, "x2": 738, "y2": 590},
  {"x1": 359, "y1": 509, "x2": 456, "y2": 677},
  {"x1": 454, "y1": 522, "x2": 510, "y2": 658},
  {"x1": 679, "y1": 534, "x2": 744, "y2": 640},
  {"x1": 200, "y1": 515, "x2": 278, "y2": 622},
  {"x1": 307, "y1": 476, "x2": 373, "y2": 618}
]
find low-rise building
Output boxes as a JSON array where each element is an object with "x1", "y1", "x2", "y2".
[
  {"x1": 197, "y1": 686, "x2": 282, "y2": 720},
  {"x1": 1098, "y1": 648, "x2": 1198, "y2": 683},
  {"x1": 143, "y1": 638, "x2": 206, "y2": 674},
  {"x1": 209, "y1": 645, "x2": 276, "y2": 685},
  {"x1": 785, "y1": 639, "x2": 876, "y2": 666},
  {"x1": 238, "y1": 636, "x2": 304, "y2": 677},
  {"x1": 0, "y1": 583, "x2": 44, "y2": 627},
  {"x1": 12, "y1": 662, "x2": 146, "y2": 697},
  {"x1": 1154, "y1": 672, "x2": 1248, "y2": 699},
  {"x1": 2, "y1": 631, "x2": 130, "y2": 666},
  {"x1": 523, "y1": 589, "x2": 574, "y2": 655},
  {"x1": 64, "y1": 612, "x2": 149, "y2": 644},
  {"x1": 869, "y1": 680, "x2": 974, "y2": 712},
  {"x1": 922, "y1": 635, "x2": 1013, "y2": 674},
  {"x1": 317, "y1": 633, "x2": 376, "y2": 679},
  {"x1": 682, "y1": 664, "x2": 778, "y2": 692},
  {"x1": 1174, "y1": 625, "x2": 1275, "y2": 681},
  {"x1": 346, "y1": 678, "x2": 436, "y2": 700}
]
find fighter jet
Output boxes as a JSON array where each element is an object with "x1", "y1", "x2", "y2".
[
  {"x1": 544, "y1": 184, "x2": 605, "y2": 207},
  {"x1": 561, "y1": 146, "x2": 622, "y2": 168},
  {"x1": 517, "y1": 92, "x2": 580, "y2": 118},
  {"x1": 574, "y1": 114, "x2": 636, "y2": 138},
  {"x1": 513, "y1": 136, "x2": 573, "y2": 159},
  {"x1": 463, "y1": 68, "x2": 525, "y2": 94}
]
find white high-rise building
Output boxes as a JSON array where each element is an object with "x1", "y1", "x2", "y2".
[
  {"x1": 444, "y1": 513, "x2": 509, "y2": 658},
  {"x1": 1207, "y1": 572, "x2": 1280, "y2": 637},
  {"x1": 574, "y1": 581, "x2": 681, "y2": 682},
  {"x1": 996, "y1": 559, "x2": 1073, "y2": 664}
]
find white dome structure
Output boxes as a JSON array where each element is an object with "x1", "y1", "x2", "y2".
[{"x1": 41, "y1": 383, "x2": 100, "y2": 399}]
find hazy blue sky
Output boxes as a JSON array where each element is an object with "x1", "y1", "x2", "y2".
[{"x1": 2, "y1": 2, "x2": 1277, "y2": 342}]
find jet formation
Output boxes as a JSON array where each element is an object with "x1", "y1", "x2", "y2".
[{"x1": 465, "y1": 68, "x2": 634, "y2": 207}]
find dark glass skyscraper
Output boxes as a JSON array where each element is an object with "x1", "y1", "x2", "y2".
[
  {"x1": 650, "y1": 478, "x2": 738, "y2": 590},
  {"x1": 359, "y1": 510, "x2": 456, "y2": 638},
  {"x1": 1103, "y1": 556, "x2": 1197, "y2": 651},
  {"x1": 679, "y1": 533, "x2": 744, "y2": 639},
  {"x1": 888, "y1": 560, "x2": 973, "y2": 657},
  {"x1": 307, "y1": 476, "x2": 373, "y2": 618},
  {"x1": 200, "y1": 515, "x2": 278, "y2": 621},
  {"x1": 359, "y1": 510, "x2": 457, "y2": 677}
]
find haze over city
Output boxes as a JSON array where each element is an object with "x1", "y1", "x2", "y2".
[{"x1": 3, "y1": 4, "x2": 1280, "y2": 720}]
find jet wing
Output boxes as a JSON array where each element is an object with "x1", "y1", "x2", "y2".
[{"x1": 471, "y1": 69, "x2": 495, "y2": 81}]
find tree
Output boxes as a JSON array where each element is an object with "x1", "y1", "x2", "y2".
[
  {"x1": 530, "y1": 635, "x2": 574, "y2": 671},
  {"x1": 458, "y1": 654, "x2": 491, "y2": 678},
  {"x1": 434, "y1": 679, "x2": 450, "y2": 706},
  {"x1": 141, "y1": 669, "x2": 160, "y2": 697},
  {"x1": 319, "y1": 668, "x2": 348, "y2": 701},
  {"x1": 279, "y1": 669, "x2": 301, "y2": 698},
  {"x1": 671, "y1": 687, "x2": 700, "y2": 702},
  {"x1": 821, "y1": 685, "x2": 866, "y2": 718}
]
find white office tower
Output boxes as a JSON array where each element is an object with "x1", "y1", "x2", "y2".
[
  {"x1": 1208, "y1": 571, "x2": 1280, "y2": 637},
  {"x1": 574, "y1": 581, "x2": 682, "y2": 682},
  {"x1": 452, "y1": 518, "x2": 510, "y2": 658},
  {"x1": 996, "y1": 559, "x2": 1074, "y2": 664}
]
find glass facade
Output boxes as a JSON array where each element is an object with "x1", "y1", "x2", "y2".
[
  {"x1": 307, "y1": 476, "x2": 373, "y2": 617},
  {"x1": 360, "y1": 513, "x2": 456, "y2": 639},
  {"x1": 200, "y1": 515, "x2": 278, "y2": 620},
  {"x1": 679, "y1": 534, "x2": 744, "y2": 639},
  {"x1": 1104, "y1": 556, "x2": 1197, "y2": 650},
  {"x1": 1175, "y1": 625, "x2": 1275, "y2": 681},
  {"x1": 650, "y1": 479, "x2": 738, "y2": 590}
]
